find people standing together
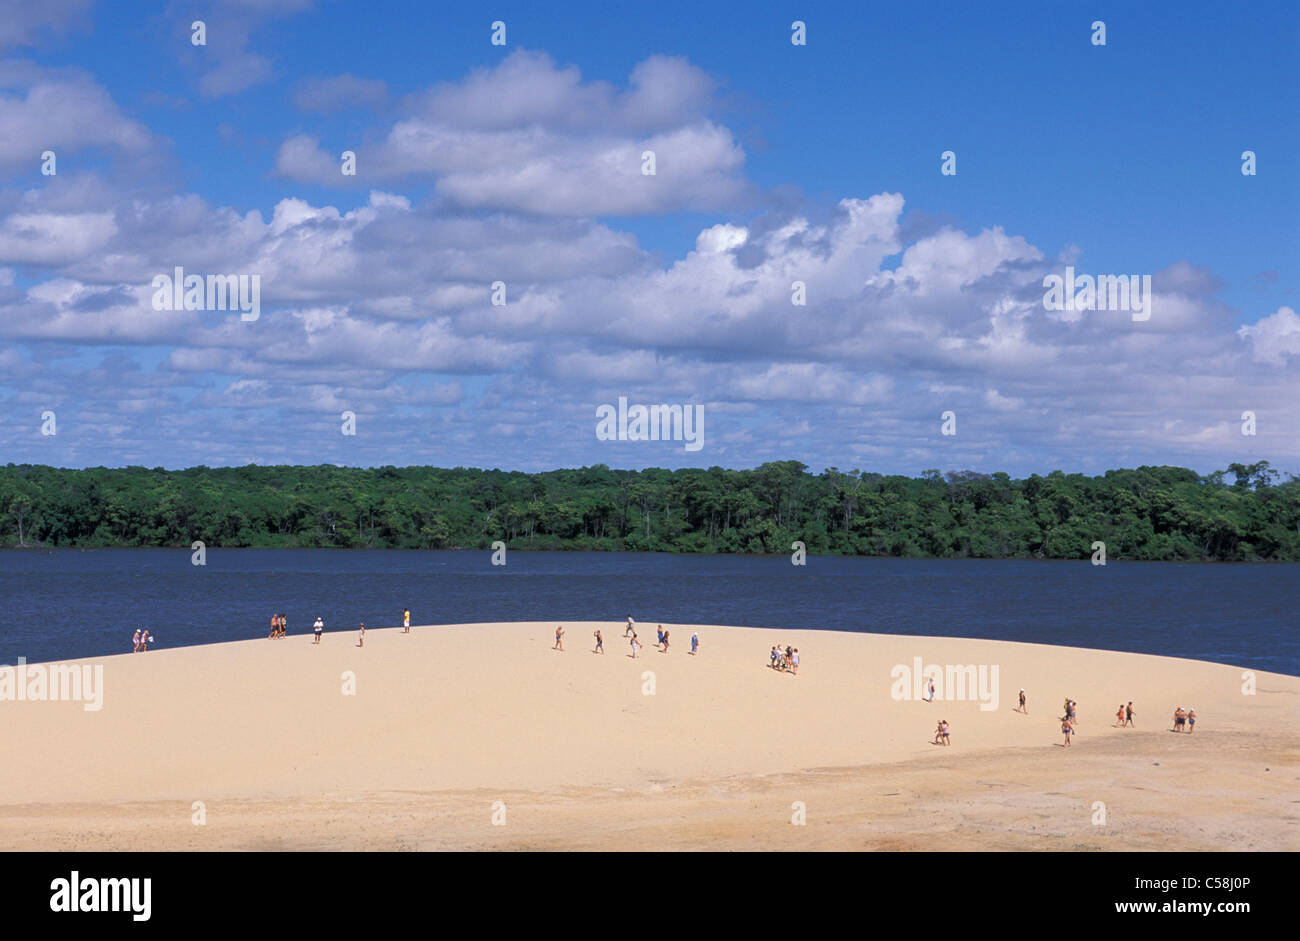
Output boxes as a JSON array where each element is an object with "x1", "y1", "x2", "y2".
[
  {"x1": 258, "y1": 608, "x2": 414, "y2": 646},
  {"x1": 1172, "y1": 706, "x2": 1196, "y2": 732},
  {"x1": 768, "y1": 644, "x2": 799, "y2": 674}
]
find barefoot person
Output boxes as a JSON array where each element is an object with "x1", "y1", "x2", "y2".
[
  {"x1": 690, "y1": 632, "x2": 699, "y2": 655},
  {"x1": 269, "y1": 612, "x2": 278, "y2": 639},
  {"x1": 1172, "y1": 706, "x2": 1185, "y2": 732},
  {"x1": 791, "y1": 648, "x2": 799, "y2": 675},
  {"x1": 1114, "y1": 704, "x2": 1125, "y2": 727},
  {"x1": 1017, "y1": 689, "x2": 1027, "y2": 713},
  {"x1": 139, "y1": 630, "x2": 150, "y2": 652},
  {"x1": 554, "y1": 625, "x2": 565, "y2": 651},
  {"x1": 624, "y1": 615, "x2": 636, "y2": 637},
  {"x1": 313, "y1": 617, "x2": 324, "y2": 644},
  {"x1": 1062, "y1": 715, "x2": 1073, "y2": 747},
  {"x1": 402, "y1": 607, "x2": 410, "y2": 634},
  {"x1": 593, "y1": 629, "x2": 604, "y2": 654},
  {"x1": 926, "y1": 677, "x2": 936, "y2": 703},
  {"x1": 629, "y1": 633, "x2": 640, "y2": 658},
  {"x1": 1187, "y1": 707, "x2": 1196, "y2": 733},
  {"x1": 358, "y1": 621, "x2": 365, "y2": 648},
  {"x1": 1125, "y1": 702, "x2": 1135, "y2": 727},
  {"x1": 132, "y1": 629, "x2": 141, "y2": 653},
  {"x1": 660, "y1": 628, "x2": 670, "y2": 653}
]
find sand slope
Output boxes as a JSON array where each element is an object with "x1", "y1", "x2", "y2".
[{"x1": 1, "y1": 622, "x2": 1296, "y2": 850}]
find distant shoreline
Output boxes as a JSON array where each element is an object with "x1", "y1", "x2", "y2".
[{"x1": 2, "y1": 462, "x2": 1297, "y2": 562}]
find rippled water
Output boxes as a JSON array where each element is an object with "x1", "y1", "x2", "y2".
[{"x1": 1, "y1": 549, "x2": 1295, "y2": 674}]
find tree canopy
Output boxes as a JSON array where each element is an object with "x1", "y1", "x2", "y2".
[{"x1": 1, "y1": 461, "x2": 1297, "y2": 561}]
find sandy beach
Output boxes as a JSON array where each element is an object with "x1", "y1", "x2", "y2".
[{"x1": 1, "y1": 621, "x2": 1296, "y2": 851}]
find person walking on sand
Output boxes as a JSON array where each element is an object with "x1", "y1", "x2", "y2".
[
  {"x1": 269, "y1": 612, "x2": 278, "y2": 639},
  {"x1": 313, "y1": 617, "x2": 323, "y2": 644},
  {"x1": 1172, "y1": 706, "x2": 1185, "y2": 732},
  {"x1": 624, "y1": 615, "x2": 636, "y2": 637},
  {"x1": 1067, "y1": 700, "x2": 1078, "y2": 729},
  {"x1": 593, "y1": 629, "x2": 604, "y2": 654},
  {"x1": 1017, "y1": 689, "x2": 1027, "y2": 713},
  {"x1": 690, "y1": 632, "x2": 698, "y2": 655},
  {"x1": 358, "y1": 621, "x2": 365, "y2": 648},
  {"x1": 133, "y1": 629, "x2": 141, "y2": 653},
  {"x1": 933, "y1": 720, "x2": 950, "y2": 745},
  {"x1": 403, "y1": 608, "x2": 410, "y2": 634},
  {"x1": 1062, "y1": 716, "x2": 1073, "y2": 747},
  {"x1": 281, "y1": 614, "x2": 288, "y2": 638},
  {"x1": 769, "y1": 646, "x2": 778, "y2": 669},
  {"x1": 791, "y1": 648, "x2": 800, "y2": 675},
  {"x1": 1114, "y1": 704, "x2": 1125, "y2": 727},
  {"x1": 656, "y1": 626, "x2": 664, "y2": 649},
  {"x1": 660, "y1": 628, "x2": 669, "y2": 653},
  {"x1": 629, "y1": 633, "x2": 640, "y2": 658},
  {"x1": 1187, "y1": 707, "x2": 1196, "y2": 733},
  {"x1": 926, "y1": 677, "x2": 936, "y2": 703},
  {"x1": 554, "y1": 625, "x2": 565, "y2": 651},
  {"x1": 1125, "y1": 702, "x2": 1135, "y2": 727}
]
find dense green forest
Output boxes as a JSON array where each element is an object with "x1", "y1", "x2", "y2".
[{"x1": 1, "y1": 461, "x2": 1297, "y2": 561}]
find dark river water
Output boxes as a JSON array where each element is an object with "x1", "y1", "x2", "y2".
[{"x1": 1, "y1": 550, "x2": 1295, "y2": 674}]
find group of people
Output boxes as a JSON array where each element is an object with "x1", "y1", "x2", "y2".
[
  {"x1": 1172, "y1": 705, "x2": 1196, "y2": 732},
  {"x1": 269, "y1": 608, "x2": 410, "y2": 647},
  {"x1": 575, "y1": 617, "x2": 699, "y2": 658},
  {"x1": 1112, "y1": 702, "x2": 1136, "y2": 727},
  {"x1": 1059, "y1": 697, "x2": 1080, "y2": 745},
  {"x1": 932, "y1": 719, "x2": 951, "y2": 745},
  {"x1": 130, "y1": 628, "x2": 154, "y2": 652},
  {"x1": 768, "y1": 644, "x2": 800, "y2": 675}
]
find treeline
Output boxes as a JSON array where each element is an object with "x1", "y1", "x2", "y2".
[{"x1": 1, "y1": 461, "x2": 1298, "y2": 561}]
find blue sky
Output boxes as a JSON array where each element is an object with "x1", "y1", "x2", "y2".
[{"x1": 1, "y1": 0, "x2": 1296, "y2": 475}]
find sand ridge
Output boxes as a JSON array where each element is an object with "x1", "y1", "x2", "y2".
[{"x1": 1, "y1": 621, "x2": 1295, "y2": 850}]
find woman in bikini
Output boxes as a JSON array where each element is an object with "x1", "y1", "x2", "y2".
[
  {"x1": 1062, "y1": 716, "x2": 1073, "y2": 746},
  {"x1": 1172, "y1": 707, "x2": 1185, "y2": 731},
  {"x1": 1187, "y1": 707, "x2": 1196, "y2": 733},
  {"x1": 1114, "y1": 704, "x2": 1125, "y2": 727}
]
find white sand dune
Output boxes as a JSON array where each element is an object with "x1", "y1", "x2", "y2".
[{"x1": 1, "y1": 622, "x2": 1295, "y2": 850}]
